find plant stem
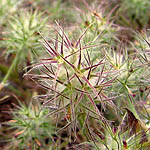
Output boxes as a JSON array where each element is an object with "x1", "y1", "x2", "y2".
[
  {"x1": 117, "y1": 79, "x2": 139, "y2": 119},
  {"x1": 0, "y1": 47, "x2": 22, "y2": 91}
]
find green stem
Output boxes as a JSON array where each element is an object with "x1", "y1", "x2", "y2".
[
  {"x1": 0, "y1": 47, "x2": 22, "y2": 90},
  {"x1": 125, "y1": 88, "x2": 139, "y2": 120},
  {"x1": 117, "y1": 79, "x2": 139, "y2": 120}
]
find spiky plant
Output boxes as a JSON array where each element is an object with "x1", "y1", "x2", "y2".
[
  {"x1": 76, "y1": 29, "x2": 150, "y2": 149},
  {"x1": 103, "y1": 45, "x2": 139, "y2": 112},
  {"x1": 95, "y1": 31, "x2": 150, "y2": 149},
  {"x1": 24, "y1": 21, "x2": 150, "y2": 149},
  {"x1": 127, "y1": 31, "x2": 150, "y2": 102},
  {"x1": 25, "y1": 22, "x2": 119, "y2": 144},
  {"x1": 0, "y1": 10, "x2": 48, "y2": 90},
  {"x1": 77, "y1": 0, "x2": 119, "y2": 45},
  {"x1": 7, "y1": 98, "x2": 55, "y2": 149},
  {"x1": 87, "y1": 108, "x2": 150, "y2": 150}
]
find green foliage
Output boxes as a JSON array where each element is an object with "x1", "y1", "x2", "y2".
[
  {"x1": 0, "y1": 10, "x2": 48, "y2": 90},
  {"x1": 116, "y1": 0, "x2": 150, "y2": 28},
  {"x1": 32, "y1": 0, "x2": 76, "y2": 24},
  {"x1": 0, "y1": 0, "x2": 20, "y2": 25},
  {"x1": 7, "y1": 99, "x2": 55, "y2": 149},
  {"x1": 5, "y1": 10, "x2": 48, "y2": 63}
]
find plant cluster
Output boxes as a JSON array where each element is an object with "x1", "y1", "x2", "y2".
[
  {"x1": 0, "y1": 0, "x2": 150, "y2": 150},
  {"x1": 24, "y1": 22, "x2": 150, "y2": 149}
]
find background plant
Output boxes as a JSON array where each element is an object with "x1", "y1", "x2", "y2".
[
  {"x1": 114, "y1": 0, "x2": 150, "y2": 29},
  {"x1": 75, "y1": 0, "x2": 119, "y2": 46},
  {"x1": 6, "y1": 97, "x2": 55, "y2": 150},
  {"x1": 0, "y1": 9, "x2": 48, "y2": 91},
  {"x1": 0, "y1": 0, "x2": 21, "y2": 25},
  {"x1": 27, "y1": 0, "x2": 76, "y2": 25}
]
